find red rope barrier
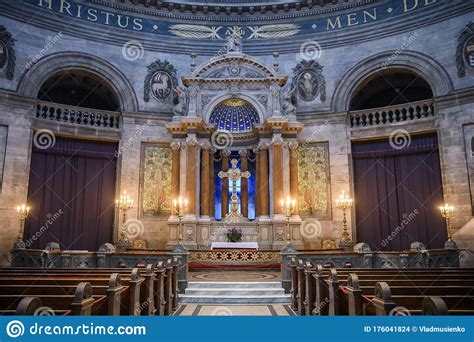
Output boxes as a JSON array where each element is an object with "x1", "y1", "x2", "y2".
[
  {"x1": 94, "y1": 295, "x2": 108, "y2": 304},
  {"x1": 361, "y1": 295, "x2": 372, "y2": 303},
  {"x1": 339, "y1": 285, "x2": 349, "y2": 295}
]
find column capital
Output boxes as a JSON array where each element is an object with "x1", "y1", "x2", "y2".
[
  {"x1": 272, "y1": 135, "x2": 284, "y2": 146},
  {"x1": 170, "y1": 141, "x2": 186, "y2": 150},
  {"x1": 185, "y1": 134, "x2": 198, "y2": 146},
  {"x1": 286, "y1": 141, "x2": 299, "y2": 150},
  {"x1": 257, "y1": 141, "x2": 271, "y2": 151},
  {"x1": 221, "y1": 149, "x2": 232, "y2": 157},
  {"x1": 238, "y1": 149, "x2": 249, "y2": 157},
  {"x1": 198, "y1": 141, "x2": 212, "y2": 150}
]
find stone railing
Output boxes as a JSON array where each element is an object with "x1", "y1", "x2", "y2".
[
  {"x1": 349, "y1": 100, "x2": 434, "y2": 128},
  {"x1": 35, "y1": 101, "x2": 121, "y2": 129}
]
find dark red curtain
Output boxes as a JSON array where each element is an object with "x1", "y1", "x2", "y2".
[
  {"x1": 25, "y1": 137, "x2": 117, "y2": 251},
  {"x1": 352, "y1": 133, "x2": 446, "y2": 251}
]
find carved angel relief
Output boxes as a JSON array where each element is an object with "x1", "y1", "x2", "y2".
[
  {"x1": 456, "y1": 22, "x2": 474, "y2": 78},
  {"x1": 144, "y1": 59, "x2": 178, "y2": 102},
  {"x1": 291, "y1": 60, "x2": 326, "y2": 103},
  {"x1": 0, "y1": 25, "x2": 16, "y2": 80}
]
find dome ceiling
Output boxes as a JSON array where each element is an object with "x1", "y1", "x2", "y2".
[{"x1": 209, "y1": 98, "x2": 260, "y2": 133}]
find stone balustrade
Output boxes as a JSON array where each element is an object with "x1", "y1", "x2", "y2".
[
  {"x1": 349, "y1": 100, "x2": 434, "y2": 128},
  {"x1": 35, "y1": 101, "x2": 121, "y2": 129}
]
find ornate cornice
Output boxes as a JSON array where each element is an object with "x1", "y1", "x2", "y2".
[{"x1": 114, "y1": 0, "x2": 369, "y2": 20}]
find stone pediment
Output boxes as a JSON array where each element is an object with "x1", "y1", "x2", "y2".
[{"x1": 184, "y1": 53, "x2": 286, "y2": 85}]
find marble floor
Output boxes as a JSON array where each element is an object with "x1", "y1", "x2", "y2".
[
  {"x1": 187, "y1": 271, "x2": 281, "y2": 282},
  {"x1": 174, "y1": 304, "x2": 295, "y2": 316}
]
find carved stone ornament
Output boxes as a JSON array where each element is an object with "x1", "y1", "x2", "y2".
[
  {"x1": 291, "y1": 60, "x2": 326, "y2": 102},
  {"x1": 456, "y1": 22, "x2": 474, "y2": 78},
  {"x1": 280, "y1": 84, "x2": 297, "y2": 116},
  {"x1": 144, "y1": 59, "x2": 178, "y2": 102},
  {"x1": 173, "y1": 86, "x2": 189, "y2": 116},
  {"x1": 0, "y1": 25, "x2": 16, "y2": 80}
]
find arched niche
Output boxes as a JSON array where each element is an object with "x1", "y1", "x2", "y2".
[
  {"x1": 38, "y1": 70, "x2": 120, "y2": 111},
  {"x1": 332, "y1": 50, "x2": 453, "y2": 112},
  {"x1": 349, "y1": 68, "x2": 433, "y2": 111},
  {"x1": 18, "y1": 52, "x2": 138, "y2": 112}
]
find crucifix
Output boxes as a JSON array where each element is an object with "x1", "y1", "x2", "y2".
[{"x1": 218, "y1": 158, "x2": 250, "y2": 221}]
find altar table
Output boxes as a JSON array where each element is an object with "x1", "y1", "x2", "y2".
[{"x1": 210, "y1": 242, "x2": 259, "y2": 250}]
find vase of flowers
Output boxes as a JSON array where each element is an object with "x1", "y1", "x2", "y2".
[{"x1": 225, "y1": 227, "x2": 243, "y2": 243}]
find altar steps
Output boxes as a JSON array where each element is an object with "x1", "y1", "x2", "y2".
[{"x1": 179, "y1": 281, "x2": 291, "y2": 304}]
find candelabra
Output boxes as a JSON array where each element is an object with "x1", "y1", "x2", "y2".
[
  {"x1": 16, "y1": 204, "x2": 30, "y2": 243},
  {"x1": 336, "y1": 191, "x2": 353, "y2": 247},
  {"x1": 115, "y1": 191, "x2": 133, "y2": 243},
  {"x1": 280, "y1": 196, "x2": 296, "y2": 244},
  {"x1": 439, "y1": 203, "x2": 457, "y2": 249},
  {"x1": 173, "y1": 197, "x2": 188, "y2": 245}
]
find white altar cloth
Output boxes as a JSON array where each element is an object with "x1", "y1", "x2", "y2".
[{"x1": 211, "y1": 242, "x2": 259, "y2": 250}]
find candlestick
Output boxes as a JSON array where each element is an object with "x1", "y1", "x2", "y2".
[
  {"x1": 173, "y1": 196, "x2": 187, "y2": 245},
  {"x1": 336, "y1": 191, "x2": 353, "y2": 246},
  {"x1": 281, "y1": 197, "x2": 296, "y2": 243},
  {"x1": 115, "y1": 191, "x2": 133, "y2": 243},
  {"x1": 439, "y1": 203, "x2": 457, "y2": 249},
  {"x1": 16, "y1": 204, "x2": 30, "y2": 243}
]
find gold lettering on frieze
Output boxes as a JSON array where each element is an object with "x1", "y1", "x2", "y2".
[
  {"x1": 347, "y1": 13, "x2": 359, "y2": 27},
  {"x1": 87, "y1": 8, "x2": 98, "y2": 22},
  {"x1": 363, "y1": 9, "x2": 377, "y2": 23},
  {"x1": 37, "y1": 0, "x2": 53, "y2": 10},
  {"x1": 327, "y1": 16, "x2": 342, "y2": 30},
  {"x1": 59, "y1": 0, "x2": 73, "y2": 16},
  {"x1": 404, "y1": 0, "x2": 436, "y2": 13}
]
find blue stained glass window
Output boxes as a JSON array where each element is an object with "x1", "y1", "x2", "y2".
[{"x1": 209, "y1": 98, "x2": 260, "y2": 132}]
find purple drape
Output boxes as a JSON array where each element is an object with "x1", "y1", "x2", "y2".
[
  {"x1": 352, "y1": 133, "x2": 446, "y2": 251},
  {"x1": 25, "y1": 137, "x2": 117, "y2": 251}
]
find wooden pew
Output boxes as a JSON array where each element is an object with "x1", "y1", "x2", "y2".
[
  {"x1": 294, "y1": 266, "x2": 474, "y2": 316},
  {"x1": 0, "y1": 269, "x2": 145, "y2": 315},
  {"x1": 0, "y1": 263, "x2": 179, "y2": 316},
  {"x1": 372, "y1": 282, "x2": 474, "y2": 316},
  {"x1": 345, "y1": 273, "x2": 474, "y2": 316},
  {"x1": 296, "y1": 260, "x2": 306, "y2": 315},
  {"x1": 289, "y1": 257, "x2": 298, "y2": 311},
  {"x1": 0, "y1": 273, "x2": 125, "y2": 315},
  {"x1": 0, "y1": 282, "x2": 95, "y2": 316}
]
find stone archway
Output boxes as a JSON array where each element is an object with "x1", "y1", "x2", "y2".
[
  {"x1": 18, "y1": 51, "x2": 138, "y2": 112},
  {"x1": 332, "y1": 50, "x2": 454, "y2": 112}
]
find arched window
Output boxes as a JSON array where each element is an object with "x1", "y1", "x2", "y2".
[
  {"x1": 38, "y1": 71, "x2": 120, "y2": 111},
  {"x1": 209, "y1": 98, "x2": 260, "y2": 132},
  {"x1": 349, "y1": 69, "x2": 433, "y2": 111}
]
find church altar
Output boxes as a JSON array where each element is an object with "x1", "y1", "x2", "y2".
[{"x1": 211, "y1": 242, "x2": 259, "y2": 250}]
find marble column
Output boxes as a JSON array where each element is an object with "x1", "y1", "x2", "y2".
[
  {"x1": 200, "y1": 145, "x2": 210, "y2": 217},
  {"x1": 221, "y1": 150, "x2": 230, "y2": 218},
  {"x1": 170, "y1": 142, "x2": 181, "y2": 216},
  {"x1": 272, "y1": 136, "x2": 284, "y2": 216},
  {"x1": 209, "y1": 150, "x2": 215, "y2": 218},
  {"x1": 186, "y1": 136, "x2": 197, "y2": 216},
  {"x1": 288, "y1": 142, "x2": 299, "y2": 216},
  {"x1": 240, "y1": 149, "x2": 249, "y2": 218},
  {"x1": 258, "y1": 144, "x2": 270, "y2": 217},
  {"x1": 254, "y1": 147, "x2": 260, "y2": 217}
]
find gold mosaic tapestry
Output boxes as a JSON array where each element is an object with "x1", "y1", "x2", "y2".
[
  {"x1": 141, "y1": 145, "x2": 172, "y2": 216},
  {"x1": 297, "y1": 142, "x2": 331, "y2": 217}
]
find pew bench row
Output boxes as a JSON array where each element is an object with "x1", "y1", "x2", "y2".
[
  {"x1": 289, "y1": 259, "x2": 474, "y2": 316},
  {"x1": 0, "y1": 258, "x2": 182, "y2": 316}
]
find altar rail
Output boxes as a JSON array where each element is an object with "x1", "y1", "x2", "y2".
[
  {"x1": 349, "y1": 99, "x2": 434, "y2": 128},
  {"x1": 280, "y1": 246, "x2": 460, "y2": 292},
  {"x1": 10, "y1": 245, "x2": 189, "y2": 291},
  {"x1": 35, "y1": 101, "x2": 121, "y2": 129}
]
